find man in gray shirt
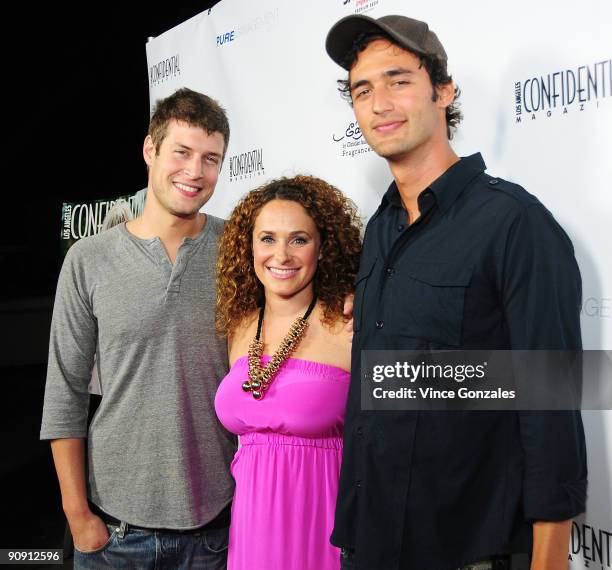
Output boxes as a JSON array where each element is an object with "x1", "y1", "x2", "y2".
[{"x1": 41, "y1": 88, "x2": 237, "y2": 569}]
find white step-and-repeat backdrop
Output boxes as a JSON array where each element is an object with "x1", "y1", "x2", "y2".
[{"x1": 146, "y1": 1, "x2": 611, "y2": 567}]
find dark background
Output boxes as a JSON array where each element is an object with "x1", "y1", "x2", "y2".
[{"x1": 2, "y1": 1, "x2": 218, "y2": 559}]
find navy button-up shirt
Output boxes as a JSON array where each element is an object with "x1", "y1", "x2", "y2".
[{"x1": 331, "y1": 153, "x2": 587, "y2": 570}]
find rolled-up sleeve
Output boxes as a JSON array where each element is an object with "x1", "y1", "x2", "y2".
[
  {"x1": 502, "y1": 203, "x2": 587, "y2": 520},
  {"x1": 40, "y1": 244, "x2": 97, "y2": 440}
]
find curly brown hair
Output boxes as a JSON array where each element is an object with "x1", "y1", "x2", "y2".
[{"x1": 216, "y1": 175, "x2": 362, "y2": 336}]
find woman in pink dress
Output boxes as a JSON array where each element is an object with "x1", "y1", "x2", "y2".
[{"x1": 215, "y1": 175, "x2": 361, "y2": 570}]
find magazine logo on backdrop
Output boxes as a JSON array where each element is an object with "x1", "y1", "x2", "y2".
[
  {"x1": 149, "y1": 54, "x2": 181, "y2": 86},
  {"x1": 60, "y1": 190, "x2": 147, "y2": 258},
  {"x1": 228, "y1": 148, "x2": 266, "y2": 182},
  {"x1": 514, "y1": 58, "x2": 610, "y2": 123},
  {"x1": 332, "y1": 120, "x2": 374, "y2": 158},
  {"x1": 62, "y1": 193, "x2": 146, "y2": 242},
  {"x1": 582, "y1": 297, "x2": 611, "y2": 319},
  {"x1": 568, "y1": 521, "x2": 611, "y2": 569},
  {"x1": 216, "y1": 8, "x2": 279, "y2": 46},
  {"x1": 343, "y1": 0, "x2": 381, "y2": 15}
]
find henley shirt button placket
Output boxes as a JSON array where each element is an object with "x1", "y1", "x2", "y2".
[
  {"x1": 385, "y1": 267, "x2": 395, "y2": 278},
  {"x1": 169, "y1": 273, "x2": 181, "y2": 294},
  {"x1": 168, "y1": 250, "x2": 189, "y2": 294}
]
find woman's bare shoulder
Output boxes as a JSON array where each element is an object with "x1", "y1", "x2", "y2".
[
  {"x1": 297, "y1": 315, "x2": 352, "y2": 372},
  {"x1": 323, "y1": 317, "x2": 353, "y2": 345}
]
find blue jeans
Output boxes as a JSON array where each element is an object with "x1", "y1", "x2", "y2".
[{"x1": 73, "y1": 523, "x2": 228, "y2": 569}]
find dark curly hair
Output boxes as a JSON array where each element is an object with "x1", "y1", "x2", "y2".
[
  {"x1": 216, "y1": 175, "x2": 362, "y2": 336},
  {"x1": 337, "y1": 31, "x2": 462, "y2": 140}
]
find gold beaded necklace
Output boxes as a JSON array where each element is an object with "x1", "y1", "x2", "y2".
[{"x1": 242, "y1": 296, "x2": 317, "y2": 400}]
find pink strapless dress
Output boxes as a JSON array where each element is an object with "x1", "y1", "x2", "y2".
[{"x1": 215, "y1": 355, "x2": 350, "y2": 570}]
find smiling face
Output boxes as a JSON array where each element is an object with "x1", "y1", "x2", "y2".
[
  {"x1": 143, "y1": 119, "x2": 225, "y2": 218},
  {"x1": 349, "y1": 39, "x2": 451, "y2": 162},
  {"x1": 252, "y1": 199, "x2": 321, "y2": 302}
]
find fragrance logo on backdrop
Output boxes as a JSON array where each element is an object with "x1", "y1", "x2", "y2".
[
  {"x1": 343, "y1": 0, "x2": 381, "y2": 15},
  {"x1": 228, "y1": 148, "x2": 265, "y2": 182},
  {"x1": 568, "y1": 521, "x2": 611, "y2": 569},
  {"x1": 149, "y1": 54, "x2": 181, "y2": 86},
  {"x1": 514, "y1": 58, "x2": 611, "y2": 122},
  {"x1": 216, "y1": 8, "x2": 279, "y2": 46},
  {"x1": 332, "y1": 120, "x2": 374, "y2": 158}
]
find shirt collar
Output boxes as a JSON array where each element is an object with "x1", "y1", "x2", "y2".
[{"x1": 381, "y1": 153, "x2": 487, "y2": 214}]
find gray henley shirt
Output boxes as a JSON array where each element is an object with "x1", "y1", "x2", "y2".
[{"x1": 41, "y1": 216, "x2": 236, "y2": 529}]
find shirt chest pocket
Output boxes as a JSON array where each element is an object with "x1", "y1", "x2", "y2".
[{"x1": 392, "y1": 261, "x2": 472, "y2": 347}]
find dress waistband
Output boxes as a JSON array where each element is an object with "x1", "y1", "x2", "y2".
[{"x1": 240, "y1": 432, "x2": 343, "y2": 450}]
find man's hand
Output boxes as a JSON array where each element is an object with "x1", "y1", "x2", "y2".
[
  {"x1": 50, "y1": 439, "x2": 110, "y2": 552},
  {"x1": 68, "y1": 511, "x2": 110, "y2": 552},
  {"x1": 530, "y1": 519, "x2": 572, "y2": 570},
  {"x1": 343, "y1": 293, "x2": 354, "y2": 333}
]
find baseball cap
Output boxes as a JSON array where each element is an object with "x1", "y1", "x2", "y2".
[{"x1": 326, "y1": 14, "x2": 447, "y2": 70}]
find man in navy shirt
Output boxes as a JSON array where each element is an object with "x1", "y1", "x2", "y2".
[{"x1": 326, "y1": 14, "x2": 587, "y2": 570}]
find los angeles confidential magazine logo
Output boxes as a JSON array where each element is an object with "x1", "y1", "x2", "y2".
[
  {"x1": 514, "y1": 58, "x2": 610, "y2": 122},
  {"x1": 228, "y1": 148, "x2": 265, "y2": 182},
  {"x1": 568, "y1": 520, "x2": 611, "y2": 569},
  {"x1": 149, "y1": 54, "x2": 181, "y2": 86}
]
